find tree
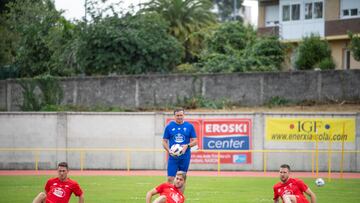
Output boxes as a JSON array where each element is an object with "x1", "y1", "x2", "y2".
[
  {"x1": 214, "y1": 0, "x2": 243, "y2": 22},
  {"x1": 141, "y1": 0, "x2": 217, "y2": 62},
  {"x1": 348, "y1": 32, "x2": 360, "y2": 61},
  {"x1": 198, "y1": 22, "x2": 255, "y2": 73},
  {"x1": 198, "y1": 22, "x2": 285, "y2": 73},
  {"x1": 77, "y1": 13, "x2": 183, "y2": 75},
  {"x1": 3, "y1": 0, "x2": 75, "y2": 77},
  {"x1": 295, "y1": 34, "x2": 335, "y2": 70},
  {"x1": 0, "y1": 0, "x2": 16, "y2": 14},
  {"x1": 205, "y1": 21, "x2": 256, "y2": 54}
]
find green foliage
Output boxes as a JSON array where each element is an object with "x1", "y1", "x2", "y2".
[
  {"x1": 246, "y1": 36, "x2": 285, "y2": 71},
  {"x1": 141, "y1": 0, "x2": 217, "y2": 62},
  {"x1": 18, "y1": 75, "x2": 63, "y2": 111},
  {"x1": 199, "y1": 22, "x2": 285, "y2": 73},
  {"x1": 175, "y1": 63, "x2": 199, "y2": 73},
  {"x1": 198, "y1": 53, "x2": 244, "y2": 73},
  {"x1": 0, "y1": 0, "x2": 76, "y2": 77},
  {"x1": 295, "y1": 34, "x2": 334, "y2": 70},
  {"x1": 205, "y1": 22, "x2": 256, "y2": 54},
  {"x1": 77, "y1": 13, "x2": 183, "y2": 75},
  {"x1": 18, "y1": 79, "x2": 41, "y2": 111},
  {"x1": 176, "y1": 95, "x2": 233, "y2": 109},
  {"x1": 317, "y1": 57, "x2": 335, "y2": 70},
  {"x1": 266, "y1": 96, "x2": 290, "y2": 107},
  {"x1": 348, "y1": 32, "x2": 360, "y2": 61}
]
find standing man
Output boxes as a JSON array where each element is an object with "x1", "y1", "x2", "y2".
[
  {"x1": 33, "y1": 162, "x2": 84, "y2": 203},
  {"x1": 273, "y1": 164, "x2": 316, "y2": 203},
  {"x1": 146, "y1": 171, "x2": 186, "y2": 203},
  {"x1": 163, "y1": 108, "x2": 197, "y2": 183}
]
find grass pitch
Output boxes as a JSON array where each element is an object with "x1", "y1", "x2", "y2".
[{"x1": 0, "y1": 175, "x2": 359, "y2": 203}]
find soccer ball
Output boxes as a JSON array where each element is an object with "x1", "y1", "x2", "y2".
[
  {"x1": 170, "y1": 144, "x2": 183, "y2": 156},
  {"x1": 315, "y1": 178, "x2": 325, "y2": 187}
]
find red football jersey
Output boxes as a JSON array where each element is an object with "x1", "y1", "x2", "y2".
[
  {"x1": 45, "y1": 177, "x2": 83, "y2": 203},
  {"x1": 273, "y1": 178, "x2": 309, "y2": 203},
  {"x1": 156, "y1": 183, "x2": 185, "y2": 203}
]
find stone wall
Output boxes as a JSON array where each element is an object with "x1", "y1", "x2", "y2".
[{"x1": 1, "y1": 70, "x2": 359, "y2": 111}]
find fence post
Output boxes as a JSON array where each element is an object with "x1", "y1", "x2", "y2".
[
  {"x1": 263, "y1": 151, "x2": 267, "y2": 173},
  {"x1": 80, "y1": 151, "x2": 84, "y2": 171},
  {"x1": 327, "y1": 131, "x2": 332, "y2": 182},
  {"x1": 127, "y1": 151, "x2": 131, "y2": 172},
  {"x1": 34, "y1": 150, "x2": 39, "y2": 171},
  {"x1": 217, "y1": 151, "x2": 221, "y2": 176}
]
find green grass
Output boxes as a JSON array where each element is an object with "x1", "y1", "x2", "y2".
[{"x1": 0, "y1": 175, "x2": 359, "y2": 203}]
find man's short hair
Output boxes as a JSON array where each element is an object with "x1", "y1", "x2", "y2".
[
  {"x1": 58, "y1": 162, "x2": 69, "y2": 170},
  {"x1": 280, "y1": 164, "x2": 291, "y2": 171},
  {"x1": 173, "y1": 108, "x2": 185, "y2": 115},
  {"x1": 176, "y1": 171, "x2": 187, "y2": 181}
]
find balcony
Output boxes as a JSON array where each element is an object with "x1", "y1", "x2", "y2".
[
  {"x1": 257, "y1": 26, "x2": 279, "y2": 37},
  {"x1": 325, "y1": 18, "x2": 360, "y2": 37}
]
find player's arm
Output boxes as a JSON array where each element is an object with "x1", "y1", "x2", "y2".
[
  {"x1": 304, "y1": 187, "x2": 316, "y2": 203},
  {"x1": 182, "y1": 138, "x2": 197, "y2": 153},
  {"x1": 162, "y1": 139, "x2": 170, "y2": 153},
  {"x1": 78, "y1": 194, "x2": 84, "y2": 203},
  {"x1": 146, "y1": 188, "x2": 158, "y2": 203},
  {"x1": 273, "y1": 186, "x2": 279, "y2": 203}
]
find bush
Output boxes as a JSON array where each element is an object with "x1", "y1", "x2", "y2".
[
  {"x1": 77, "y1": 13, "x2": 183, "y2": 75},
  {"x1": 317, "y1": 57, "x2": 335, "y2": 70},
  {"x1": 295, "y1": 34, "x2": 333, "y2": 70},
  {"x1": 348, "y1": 32, "x2": 360, "y2": 61}
]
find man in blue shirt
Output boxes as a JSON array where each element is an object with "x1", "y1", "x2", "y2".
[{"x1": 163, "y1": 108, "x2": 197, "y2": 183}]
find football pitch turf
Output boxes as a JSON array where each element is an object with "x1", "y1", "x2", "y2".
[{"x1": 1, "y1": 175, "x2": 359, "y2": 203}]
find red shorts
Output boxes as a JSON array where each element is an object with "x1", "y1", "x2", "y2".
[{"x1": 295, "y1": 195, "x2": 309, "y2": 203}]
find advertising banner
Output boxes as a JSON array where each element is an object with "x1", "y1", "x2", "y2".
[
  {"x1": 166, "y1": 118, "x2": 252, "y2": 164},
  {"x1": 266, "y1": 118, "x2": 355, "y2": 142}
]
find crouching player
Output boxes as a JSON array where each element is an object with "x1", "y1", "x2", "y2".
[
  {"x1": 32, "y1": 162, "x2": 84, "y2": 203},
  {"x1": 273, "y1": 164, "x2": 316, "y2": 203},
  {"x1": 146, "y1": 171, "x2": 186, "y2": 203}
]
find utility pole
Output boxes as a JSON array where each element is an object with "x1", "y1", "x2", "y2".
[
  {"x1": 84, "y1": 0, "x2": 87, "y2": 22},
  {"x1": 233, "y1": 0, "x2": 237, "y2": 20}
]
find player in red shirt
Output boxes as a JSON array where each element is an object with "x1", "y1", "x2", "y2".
[
  {"x1": 146, "y1": 171, "x2": 186, "y2": 203},
  {"x1": 273, "y1": 164, "x2": 316, "y2": 203},
  {"x1": 32, "y1": 162, "x2": 84, "y2": 203}
]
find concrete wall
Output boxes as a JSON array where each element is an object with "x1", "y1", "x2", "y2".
[
  {"x1": 0, "y1": 112, "x2": 358, "y2": 172},
  {"x1": 1, "y1": 70, "x2": 360, "y2": 111}
]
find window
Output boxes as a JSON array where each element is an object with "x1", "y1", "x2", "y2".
[
  {"x1": 305, "y1": 3, "x2": 313, "y2": 19},
  {"x1": 350, "y1": 8, "x2": 358, "y2": 16},
  {"x1": 341, "y1": 0, "x2": 360, "y2": 18},
  {"x1": 314, "y1": 2, "x2": 323, "y2": 19},
  {"x1": 265, "y1": 5, "x2": 279, "y2": 26},
  {"x1": 291, "y1": 4, "x2": 300, "y2": 20},
  {"x1": 283, "y1": 5, "x2": 290, "y2": 21}
]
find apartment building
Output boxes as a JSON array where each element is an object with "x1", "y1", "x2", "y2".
[{"x1": 257, "y1": 0, "x2": 360, "y2": 69}]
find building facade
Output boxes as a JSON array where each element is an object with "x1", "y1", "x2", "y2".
[{"x1": 257, "y1": 0, "x2": 360, "y2": 70}]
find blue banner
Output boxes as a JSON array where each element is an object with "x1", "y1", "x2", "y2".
[{"x1": 203, "y1": 136, "x2": 249, "y2": 150}]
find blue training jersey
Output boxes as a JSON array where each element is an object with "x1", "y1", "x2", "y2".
[{"x1": 163, "y1": 121, "x2": 196, "y2": 159}]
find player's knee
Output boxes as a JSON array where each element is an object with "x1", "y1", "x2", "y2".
[
  {"x1": 33, "y1": 192, "x2": 46, "y2": 203},
  {"x1": 39, "y1": 192, "x2": 46, "y2": 198},
  {"x1": 153, "y1": 195, "x2": 166, "y2": 203}
]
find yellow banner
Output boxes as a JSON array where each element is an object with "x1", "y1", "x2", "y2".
[{"x1": 266, "y1": 118, "x2": 355, "y2": 142}]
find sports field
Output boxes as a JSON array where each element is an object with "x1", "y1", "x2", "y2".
[{"x1": 1, "y1": 174, "x2": 360, "y2": 203}]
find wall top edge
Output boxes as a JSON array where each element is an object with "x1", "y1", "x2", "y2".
[
  {"x1": 1, "y1": 70, "x2": 360, "y2": 82},
  {"x1": 0, "y1": 112, "x2": 358, "y2": 116}
]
